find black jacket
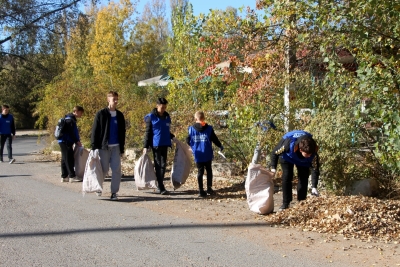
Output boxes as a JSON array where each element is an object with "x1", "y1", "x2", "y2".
[
  {"x1": 91, "y1": 108, "x2": 126, "y2": 154},
  {"x1": 185, "y1": 123, "x2": 222, "y2": 148},
  {"x1": 270, "y1": 135, "x2": 320, "y2": 188},
  {"x1": 143, "y1": 108, "x2": 175, "y2": 148}
]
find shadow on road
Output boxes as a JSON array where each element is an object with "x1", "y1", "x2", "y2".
[
  {"x1": 0, "y1": 175, "x2": 31, "y2": 178},
  {"x1": 0, "y1": 222, "x2": 270, "y2": 239}
]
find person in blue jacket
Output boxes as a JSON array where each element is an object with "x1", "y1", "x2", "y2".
[
  {"x1": 58, "y1": 106, "x2": 84, "y2": 183},
  {"x1": 143, "y1": 98, "x2": 175, "y2": 195},
  {"x1": 270, "y1": 130, "x2": 320, "y2": 211},
  {"x1": 186, "y1": 111, "x2": 223, "y2": 197},
  {"x1": 0, "y1": 105, "x2": 16, "y2": 164}
]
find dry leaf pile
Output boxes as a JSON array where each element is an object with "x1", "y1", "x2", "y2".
[{"x1": 264, "y1": 195, "x2": 400, "y2": 242}]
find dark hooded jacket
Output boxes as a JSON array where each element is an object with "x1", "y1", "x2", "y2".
[{"x1": 91, "y1": 108, "x2": 126, "y2": 154}]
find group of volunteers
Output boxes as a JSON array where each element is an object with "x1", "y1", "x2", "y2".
[{"x1": 56, "y1": 90, "x2": 320, "y2": 211}]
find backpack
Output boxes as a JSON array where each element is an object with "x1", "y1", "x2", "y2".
[{"x1": 54, "y1": 117, "x2": 66, "y2": 139}]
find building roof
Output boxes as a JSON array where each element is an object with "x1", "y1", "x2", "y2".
[{"x1": 138, "y1": 74, "x2": 171, "y2": 87}]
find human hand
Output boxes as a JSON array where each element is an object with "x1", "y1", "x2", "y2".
[
  {"x1": 143, "y1": 148, "x2": 147, "y2": 155},
  {"x1": 76, "y1": 141, "x2": 82, "y2": 147},
  {"x1": 171, "y1": 137, "x2": 177, "y2": 144},
  {"x1": 311, "y1": 188, "x2": 319, "y2": 197},
  {"x1": 12, "y1": 135, "x2": 16, "y2": 140}
]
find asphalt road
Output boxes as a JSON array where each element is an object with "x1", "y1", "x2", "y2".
[{"x1": 0, "y1": 136, "x2": 396, "y2": 267}]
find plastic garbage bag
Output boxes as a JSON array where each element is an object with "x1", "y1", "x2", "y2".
[
  {"x1": 82, "y1": 149, "x2": 104, "y2": 195},
  {"x1": 245, "y1": 163, "x2": 274, "y2": 215},
  {"x1": 134, "y1": 154, "x2": 157, "y2": 190},
  {"x1": 171, "y1": 139, "x2": 192, "y2": 189},
  {"x1": 74, "y1": 145, "x2": 89, "y2": 179}
]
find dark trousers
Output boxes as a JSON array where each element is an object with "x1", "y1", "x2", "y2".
[
  {"x1": 196, "y1": 161, "x2": 213, "y2": 191},
  {"x1": 280, "y1": 158, "x2": 310, "y2": 205},
  {"x1": 59, "y1": 142, "x2": 76, "y2": 178},
  {"x1": 152, "y1": 146, "x2": 168, "y2": 190},
  {"x1": 0, "y1": 134, "x2": 13, "y2": 161}
]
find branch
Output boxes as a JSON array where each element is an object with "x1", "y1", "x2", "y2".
[{"x1": 0, "y1": 0, "x2": 82, "y2": 45}]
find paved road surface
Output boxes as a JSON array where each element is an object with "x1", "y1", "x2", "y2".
[{"x1": 0, "y1": 136, "x2": 397, "y2": 266}]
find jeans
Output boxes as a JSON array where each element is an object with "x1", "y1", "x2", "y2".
[
  {"x1": 152, "y1": 146, "x2": 169, "y2": 191},
  {"x1": 59, "y1": 142, "x2": 76, "y2": 178},
  {"x1": 99, "y1": 145, "x2": 121, "y2": 194},
  {"x1": 280, "y1": 157, "x2": 310, "y2": 205},
  {"x1": 196, "y1": 161, "x2": 213, "y2": 191},
  {"x1": 0, "y1": 134, "x2": 13, "y2": 161}
]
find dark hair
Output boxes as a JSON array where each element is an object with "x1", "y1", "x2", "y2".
[
  {"x1": 299, "y1": 137, "x2": 317, "y2": 154},
  {"x1": 107, "y1": 91, "x2": 118, "y2": 97},
  {"x1": 2, "y1": 105, "x2": 10, "y2": 109},
  {"x1": 156, "y1": 97, "x2": 168, "y2": 105},
  {"x1": 73, "y1": 106, "x2": 84, "y2": 112}
]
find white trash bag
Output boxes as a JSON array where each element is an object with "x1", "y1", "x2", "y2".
[
  {"x1": 82, "y1": 149, "x2": 104, "y2": 195},
  {"x1": 171, "y1": 139, "x2": 192, "y2": 189},
  {"x1": 245, "y1": 163, "x2": 274, "y2": 215},
  {"x1": 74, "y1": 145, "x2": 89, "y2": 179},
  {"x1": 134, "y1": 154, "x2": 157, "y2": 190}
]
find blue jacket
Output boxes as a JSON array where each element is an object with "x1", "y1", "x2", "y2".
[
  {"x1": 281, "y1": 130, "x2": 315, "y2": 167},
  {"x1": 0, "y1": 113, "x2": 16, "y2": 135},
  {"x1": 270, "y1": 130, "x2": 320, "y2": 188},
  {"x1": 58, "y1": 113, "x2": 80, "y2": 145},
  {"x1": 186, "y1": 123, "x2": 222, "y2": 163},
  {"x1": 143, "y1": 109, "x2": 174, "y2": 148}
]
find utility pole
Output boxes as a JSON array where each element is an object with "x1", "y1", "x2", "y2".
[{"x1": 284, "y1": 1, "x2": 296, "y2": 132}]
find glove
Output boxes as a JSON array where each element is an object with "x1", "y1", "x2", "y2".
[
  {"x1": 143, "y1": 148, "x2": 148, "y2": 155},
  {"x1": 311, "y1": 188, "x2": 319, "y2": 197},
  {"x1": 270, "y1": 169, "x2": 276, "y2": 173},
  {"x1": 220, "y1": 145, "x2": 224, "y2": 151}
]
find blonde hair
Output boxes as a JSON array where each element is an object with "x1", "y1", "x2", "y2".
[{"x1": 195, "y1": 111, "x2": 205, "y2": 121}]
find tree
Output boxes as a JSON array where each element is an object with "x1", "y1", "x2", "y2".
[{"x1": 128, "y1": 0, "x2": 169, "y2": 81}]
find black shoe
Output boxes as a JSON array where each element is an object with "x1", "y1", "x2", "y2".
[
  {"x1": 206, "y1": 188, "x2": 216, "y2": 195},
  {"x1": 278, "y1": 204, "x2": 289, "y2": 211},
  {"x1": 155, "y1": 188, "x2": 168, "y2": 195},
  {"x1": 110, "y1": 193, "x2": 118, "y2": 201},
  {"x1": 160, "y1": 189, "x2": 168, "y2": 195},
  {"x1": 198, "y1": 190, "x2": 207, "y2": 197}
]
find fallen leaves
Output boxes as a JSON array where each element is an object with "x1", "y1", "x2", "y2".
[{"x1": 264, "y1": 195, "x2": 400, "y2": 242}]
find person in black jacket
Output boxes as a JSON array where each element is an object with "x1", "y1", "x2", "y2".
[
  {"x1": 142, "y1": 98, "x2": 175, "y2": 195},
  {"x1": 270, "y1": 130, "x2": 320, "y2": 211},
  {"x1": 58, "y1": 106, "x2": 84, "y2": 183},
  {"x1": 91, "y1": 91, "x2": 126, "y2": 201}
]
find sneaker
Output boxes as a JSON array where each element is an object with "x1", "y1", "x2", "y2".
[
  {"x1": 278, "y1": 204, "x2": 289, "y2": 211},
  {"x1": 155, "y1": 188, "x2": 168, "y2": 195},
  {"x1": 9, "y1": 158, "x2": 15, "y2": 164},
  {"x1": 61, "y1": 177, "x2": 68, "y2": 183},
  {"x1": 198, "y1": 190, "x2": 207, "y2": 197},
  {"x1": 160, "y1": 189, "x2": 168, "y2": 195},
  {"x1": 206, "y1": 188, "x2": 216, "y2": 195},
  {"x1": 69, "y1": 177, "x2": 82, "y2": 183},
  {"x1": 96, "y1": 191, "x2": 102, "y2": 196},
  {"x1": 110, "y1": 193, "x2": 118, "y2": 200}
]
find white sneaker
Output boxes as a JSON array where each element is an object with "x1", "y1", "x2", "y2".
[
  {"x1": 69, "y1": 177, "x2": 82, "y2": 183},
  {"x1": 61, "y1": 178, "x2": 68, "y2": 183},
  {"x1": 9, "y1": 158, "x2": 15, "y2": 164}
]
